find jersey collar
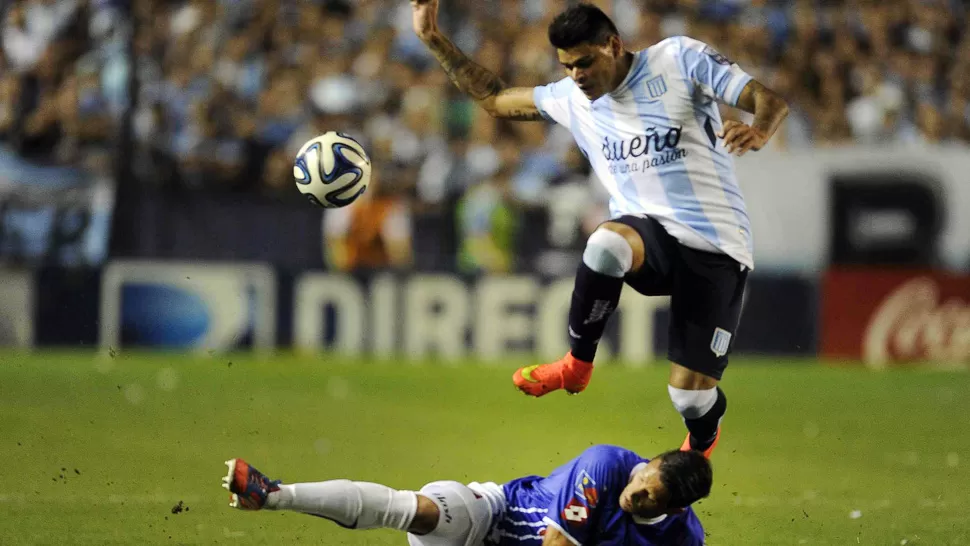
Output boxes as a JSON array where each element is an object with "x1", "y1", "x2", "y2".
[
  {"x1": 607, "y1": 50, "x2": 643, "y2": 99},
  {"x1": 632, "y1": 514, "x2": 669, "y2": 526}
]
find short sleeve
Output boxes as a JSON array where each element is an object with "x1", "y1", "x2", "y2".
[
  {"x1": 674, "y1": 36, "x2": 753, "y2": 107},
  {"x1": 541, "y1": 446, "x2": 630, "y2": 546},
  {"x1": 533, "y1": 77, "x2": 575, "y2": 126}
]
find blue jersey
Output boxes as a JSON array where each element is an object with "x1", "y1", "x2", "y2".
[{"x1": 488, "y1": 445, "x2": 705, "y2": 545}]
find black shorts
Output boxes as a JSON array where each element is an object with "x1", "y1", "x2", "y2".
[{"x1": 610, "y1": 215, "x2": 748, "y2": 380}]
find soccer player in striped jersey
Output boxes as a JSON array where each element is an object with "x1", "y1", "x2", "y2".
[
  {"x1": 223, "y1": 445, "x2": 712, "y2": 545},
  {"x1": 412, "y1": 0, "x2": 789, "y2": 457}
]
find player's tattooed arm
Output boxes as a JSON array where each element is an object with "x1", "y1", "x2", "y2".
[
  {"x1": 411, "y1": 0, "x2": 544, "y2": 121},
  {"x1": 490, "y1": 89, "x2": 547, "y2": 121},
  {"x1": 425, "y1": 32, "x2": 504, "y2": 102},
  {"x1": 737, "y1": 80, "x2": 789, "y2": 141},
  {"x1": 719, "y1": 80, "x2": 789, "y2": 156}
]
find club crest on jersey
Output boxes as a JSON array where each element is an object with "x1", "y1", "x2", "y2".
[
  {"x1": 710, "y1": 327, "x2": 732, "y2": 357},
  {"x1": 574, "y1": 470, "x2": 598, "y2": 508},
  {"x1": 645, "y1": 75, "x2": 667, "y2": 100}
]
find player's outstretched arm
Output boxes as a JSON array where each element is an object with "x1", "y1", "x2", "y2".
[
  {"x1": 411, "y1": 0, "x2": 544, "y2": 121},
  {"x1": 719, "y1": 80, "x2": 789, "y2": 156}
]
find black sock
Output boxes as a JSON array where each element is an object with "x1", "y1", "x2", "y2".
[
  {"x1": 685, "y1": 387, "x2": 727, "y2": 451},
  {"x1": 567, "y1": 262, "x2": 624, "y2": 362}
]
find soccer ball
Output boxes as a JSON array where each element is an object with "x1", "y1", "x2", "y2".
[{"x1": 293, "y1": 132, "x2": 371, "y2": 208}]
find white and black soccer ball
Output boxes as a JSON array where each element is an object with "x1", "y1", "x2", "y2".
[{"x1": 293, "y1": 132, "x2": 371, "y2": 208}]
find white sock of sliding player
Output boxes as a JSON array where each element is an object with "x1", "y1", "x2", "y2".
[{"x1": 268, "y1": 480, "x2": 417, "y2": 531}]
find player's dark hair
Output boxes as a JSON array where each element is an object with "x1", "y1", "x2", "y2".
[
  {"x1": 657, "y1": 449, "x2": 713, "y2": 509},
  {"x1": 548, "y1": 3, "x2": 620, "y2": 50}
]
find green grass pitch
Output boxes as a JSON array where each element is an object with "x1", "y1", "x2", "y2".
[{"x1": 1, "y1": 351, "x2": 968, "y2": 545}]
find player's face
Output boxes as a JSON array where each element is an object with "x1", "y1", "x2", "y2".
[
  {"x1": 557, "y1": 36, "x2": 622, "y2": 101},
  {"x1": 618, "y1": 458, "x2": 677, "y2": 519}
]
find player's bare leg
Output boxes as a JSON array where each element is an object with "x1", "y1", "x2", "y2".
[
  {"x1": 514, "y1": 223, "x2": 645, "y2": 396},
  {"x1": 669, "y1": 364, "x2": 725, "y2": 458}
]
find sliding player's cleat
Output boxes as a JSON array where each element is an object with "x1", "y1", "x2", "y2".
[
  {"x1": 222, "y1": 458, "x2": 281, "y2": 510},
  {"x1": 680, "y1": 427, "x2": 721, "y2": 459},
  {"x1": 513, "y1": 352, "x2": 593, "y2": 397}
]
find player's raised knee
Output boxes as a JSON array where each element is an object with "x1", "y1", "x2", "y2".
[{"x1": 584, "y1": 223, "x2": 645, "y2": 276}]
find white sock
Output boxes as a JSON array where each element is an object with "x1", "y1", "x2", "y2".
[
  {"x1": 667, "y1": 385, "x2": 718, "y2": 419},
  {"x1": 268, "y1": 480, "x2": 418, "y2": 531}
]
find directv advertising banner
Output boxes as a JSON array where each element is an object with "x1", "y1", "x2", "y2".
[
  {"x1": 292, "y1": 273, "x2": 671, "y2": 363},
  {"x1": 99, "y1": 261, "x2": 276, "y2": 353},
  {"x1": 289, "y1": 273, "x2": 816, "y2": 363}
]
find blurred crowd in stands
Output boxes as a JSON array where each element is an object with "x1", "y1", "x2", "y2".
[{"x1": 2, "y1": 0, "x2": 968, "y2": 273}]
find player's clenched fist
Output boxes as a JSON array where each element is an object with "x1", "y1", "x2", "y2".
[
  {"x1": 410, "y1": 0, "x2": 439, "y2": 42},
  {"x1": 717, "y1": 120, "x2": 768, "y2": 157}
]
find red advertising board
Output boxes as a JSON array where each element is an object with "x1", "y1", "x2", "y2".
[{"x1": 821, "y1": 268, "x2": 970, "y2": 366}]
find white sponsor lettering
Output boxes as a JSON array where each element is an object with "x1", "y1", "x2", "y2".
[
  {"x1": 475, "y1": 277, "x2": 538, "y2": 359},
  {"x1": 294, "y1": 274, "x2": 365, "y2": 354},
  {"x1": 403, "y1": 276, "x2": 469, "y2": 358},
  {"x1": 291, "y1": 274, "x2": 670, "y2": 364}
]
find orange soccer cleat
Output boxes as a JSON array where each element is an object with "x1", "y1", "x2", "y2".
[
  {"x1": 513, "y1": 352, "x2": 594, "y2": 397},
  {"x1": 681, "y1": 427, "x2": 721, "y2": 459}
]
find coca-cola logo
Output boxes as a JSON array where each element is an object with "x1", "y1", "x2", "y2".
[{"x1": 863, "y1": 277, "x2": 970, "y2": 366}]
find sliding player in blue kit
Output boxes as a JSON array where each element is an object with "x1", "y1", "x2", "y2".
[{"x1": 222, "y1": 444, "x2": 712, "y2": 545}]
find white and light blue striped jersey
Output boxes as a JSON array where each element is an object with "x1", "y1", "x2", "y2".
[{"x1": 533, "y1": 36, "x2": 755, "y2": 269}]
